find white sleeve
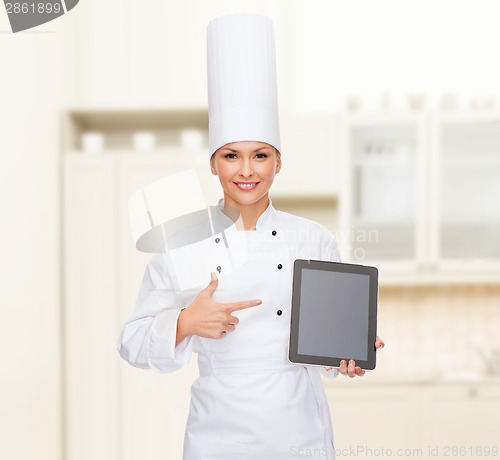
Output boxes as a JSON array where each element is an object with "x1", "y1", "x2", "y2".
[{"x1": 117, "y1": 250, "x2": 195, "y2": 373}]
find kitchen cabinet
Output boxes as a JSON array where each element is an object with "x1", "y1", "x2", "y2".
[
  {"x1": 64, "y1": 108, "x2": 338, "y2": 199},
  {"x1": 326, "y1": 383, "x2": 421, "y2": 456},
  {"x1": 339, "y1": 115, "x2": 426, "y2": 267},
  {"x1": 422, "y1": 384, "x2": 500, "y2": 451},
  {"x1": 325, "y1": 379, "x2": 500, "y2": 460},
  {"x1": 63, "y1": 155, "x2": 120, "y2": 460},
  {"x1": 72, "y1": 0, "x2": 203, "y2": 106},
  {"x1": 430, "y1": 114, "x2": 500, "y2": 270},
  {"x1": 63, "y1": 152, "x2": 205, "y2": 460},
  {"x1": 272, "y1": 114, "x2": 338, "y2": 198},
  {"x1": 71, "y1": 0, "x2": 288, "y2": 108},
  {"x1": 339, "y1": 113, "x2": 500, "y2": 285}
]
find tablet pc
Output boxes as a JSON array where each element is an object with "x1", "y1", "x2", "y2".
[{"x1": 289, "y1": 259, "x2": 378, "y2": 371}]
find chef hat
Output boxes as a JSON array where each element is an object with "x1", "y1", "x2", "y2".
[{"x1": 207, "y1": 13, "x2": 281, "y2": 157}]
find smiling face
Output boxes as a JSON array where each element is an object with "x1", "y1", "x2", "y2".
[{"x1": 210, "y1": 141, "x2": 281, "y2": 211}]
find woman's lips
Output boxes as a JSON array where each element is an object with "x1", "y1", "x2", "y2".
[{"x1": 234, "y1": 182, "x2": 259, "y2": 191}]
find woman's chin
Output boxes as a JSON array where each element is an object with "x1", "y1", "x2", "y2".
[{"x1": 224, "y1": 190, "x2": 270, "y2": 207}]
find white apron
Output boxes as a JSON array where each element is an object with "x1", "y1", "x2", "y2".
[{"x1": 118, "y1": 200, "x2": 340, "y2": 459}]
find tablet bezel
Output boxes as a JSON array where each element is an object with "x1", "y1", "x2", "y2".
[{"x1": 289, "y1": 259, "x2": 378, "y2": 371}]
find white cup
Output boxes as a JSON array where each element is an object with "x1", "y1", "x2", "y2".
[
  {"x1": 81, "y1": 131, "x2": 104, "y2": 153},
  {"x1": 180, "y1": 129, "x2": 205, "y2": 150},
  {"x1": 133, "y1": 131, "x2": 157, "y2": 152}
]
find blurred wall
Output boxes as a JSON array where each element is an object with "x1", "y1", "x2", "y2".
[{"x1": 0, "y1": 21, "x2": 61, "y2": 460}]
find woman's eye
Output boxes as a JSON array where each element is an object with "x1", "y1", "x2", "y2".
[
  {"x1": 224, "y1": 153, "x2": 237, "y2": 159},
  {"x1": 255, "y1": 153, "x2": 268, "y2": 159}
]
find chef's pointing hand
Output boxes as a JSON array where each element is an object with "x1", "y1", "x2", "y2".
[{"x1": 176, "y1": 272, "x2": 262, "y2": 344}]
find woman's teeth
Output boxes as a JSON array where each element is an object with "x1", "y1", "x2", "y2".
[{"x1": 235, "y1": 182, "x2": 257, "y2": 190}]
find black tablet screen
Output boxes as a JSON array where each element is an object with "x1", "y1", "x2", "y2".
[{"x1": 297, "y1": 269, "x2": 370, "y2": 361}]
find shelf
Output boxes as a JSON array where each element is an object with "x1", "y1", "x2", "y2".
[
  {"x1": 378, "y1": 269, "x2": 500, "y2": 287},
  {"x1": 324, "y1": 373, "x2": 500, "y2": 387},
  {"x1": 441, "y1": 157, "x2": 500, "y2": 166},
  {"x1": 63, "y1": 108, "x2": 209, "y2": 153},
  {"x1": 65, "y1": 147, "x2": 208, "y2": 158},
  {"x1": 65, "y1": 108, "x2": 208, "y2": 130},
  {"x1": 353, "y1": 156, "x2": 414, "y2": 166},
  {"x1": 343, "y1": 113, "x2": 426, "y2": 125}
]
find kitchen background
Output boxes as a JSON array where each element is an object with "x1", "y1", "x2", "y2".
[{"x1": 1, "y1": 1, "x2": 499, "y2": 459}]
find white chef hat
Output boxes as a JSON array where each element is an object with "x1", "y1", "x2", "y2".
[{"x1": 207, "y1": 13, "x2": 281, "y2": 157}]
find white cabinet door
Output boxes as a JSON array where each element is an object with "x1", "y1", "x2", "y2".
[
  {"x1": 63, "y1": 155, "x2": 120, "y2": 460},
  {"x1": 325, "y1": 383, "x2": 421, "y2": 458},
  {"x1": 74, "y1": 1, "x2": 279, "y2": 107},
  {"x1": 422, "y1": 384, "x2": 500, "y2": 453},
  {"x1": 326, "y1": 382, "x2": 500, "y2": 460},
  {"x1": 339, "y1": 115, "x2": 427, "y2": 271},
  {"x1": 272, "y1": 115, "x2": 337, "y2": 197},
  {"x1": 430, "y1": 114, "x2": 500, "y2": 270}
]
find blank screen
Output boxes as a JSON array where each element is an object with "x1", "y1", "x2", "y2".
[{"x1": 297, "y1": 269, "x2": 370, "y2": 361}]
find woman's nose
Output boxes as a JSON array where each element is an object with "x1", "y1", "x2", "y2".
[{"x1": 239, "y1": 159, "x2": 253, "y2": 177}]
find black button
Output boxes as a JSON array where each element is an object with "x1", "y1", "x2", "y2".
[
  {"x1": 277, "y1": 309, "x2": 283, "y2": 316},
  {"x1": 216, "y1": 266, "x2": 221, "y2": 273},
  {"x1": 215, "y1": 237, "x2": 220, "y2": 243},
  {"x1": 277, "y1": 264, "x2": 283, "y2": 270},
  {"x1": 272, "y1": 230, "x2": 277, "y2": 236}
]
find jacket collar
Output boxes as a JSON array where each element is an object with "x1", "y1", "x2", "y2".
[{"x1": 217, "y1": 197, "x2": 277, "y2": 231}]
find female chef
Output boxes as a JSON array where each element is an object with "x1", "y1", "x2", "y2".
[{"x1": 118, "y1": 13, "x2": 384, "y2": 460}]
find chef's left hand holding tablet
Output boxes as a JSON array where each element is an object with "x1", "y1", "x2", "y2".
[
  {"x1": 175, "y1": 272, "x2": 262, "y2": 345},
  {"x1": 325, "y1": 336, "x2": 386, "y2": 378}
]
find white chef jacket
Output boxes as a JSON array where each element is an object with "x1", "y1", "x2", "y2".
[{"x1": 118, "y1": 199, "x2": 341, "y2": 460}]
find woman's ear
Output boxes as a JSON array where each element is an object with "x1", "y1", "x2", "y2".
[
  {"x1": 210, "y1": 155, "x2": 217, "y2": 175},
  {"x1": 275, "y1": 150, "x2": 282, "y2": 174}
]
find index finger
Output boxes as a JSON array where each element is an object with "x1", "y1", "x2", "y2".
[{"x1": 223, "y1": 299, "x2": 262, "y2": 312}]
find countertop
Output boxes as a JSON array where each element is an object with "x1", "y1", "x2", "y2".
[{"x1": 323, "y1": 372, "x2": 500, "y2": 386}]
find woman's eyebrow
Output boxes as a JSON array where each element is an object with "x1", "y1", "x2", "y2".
[{"x1": 223, "y1": 147, "x2": 270, "y2": 153}]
